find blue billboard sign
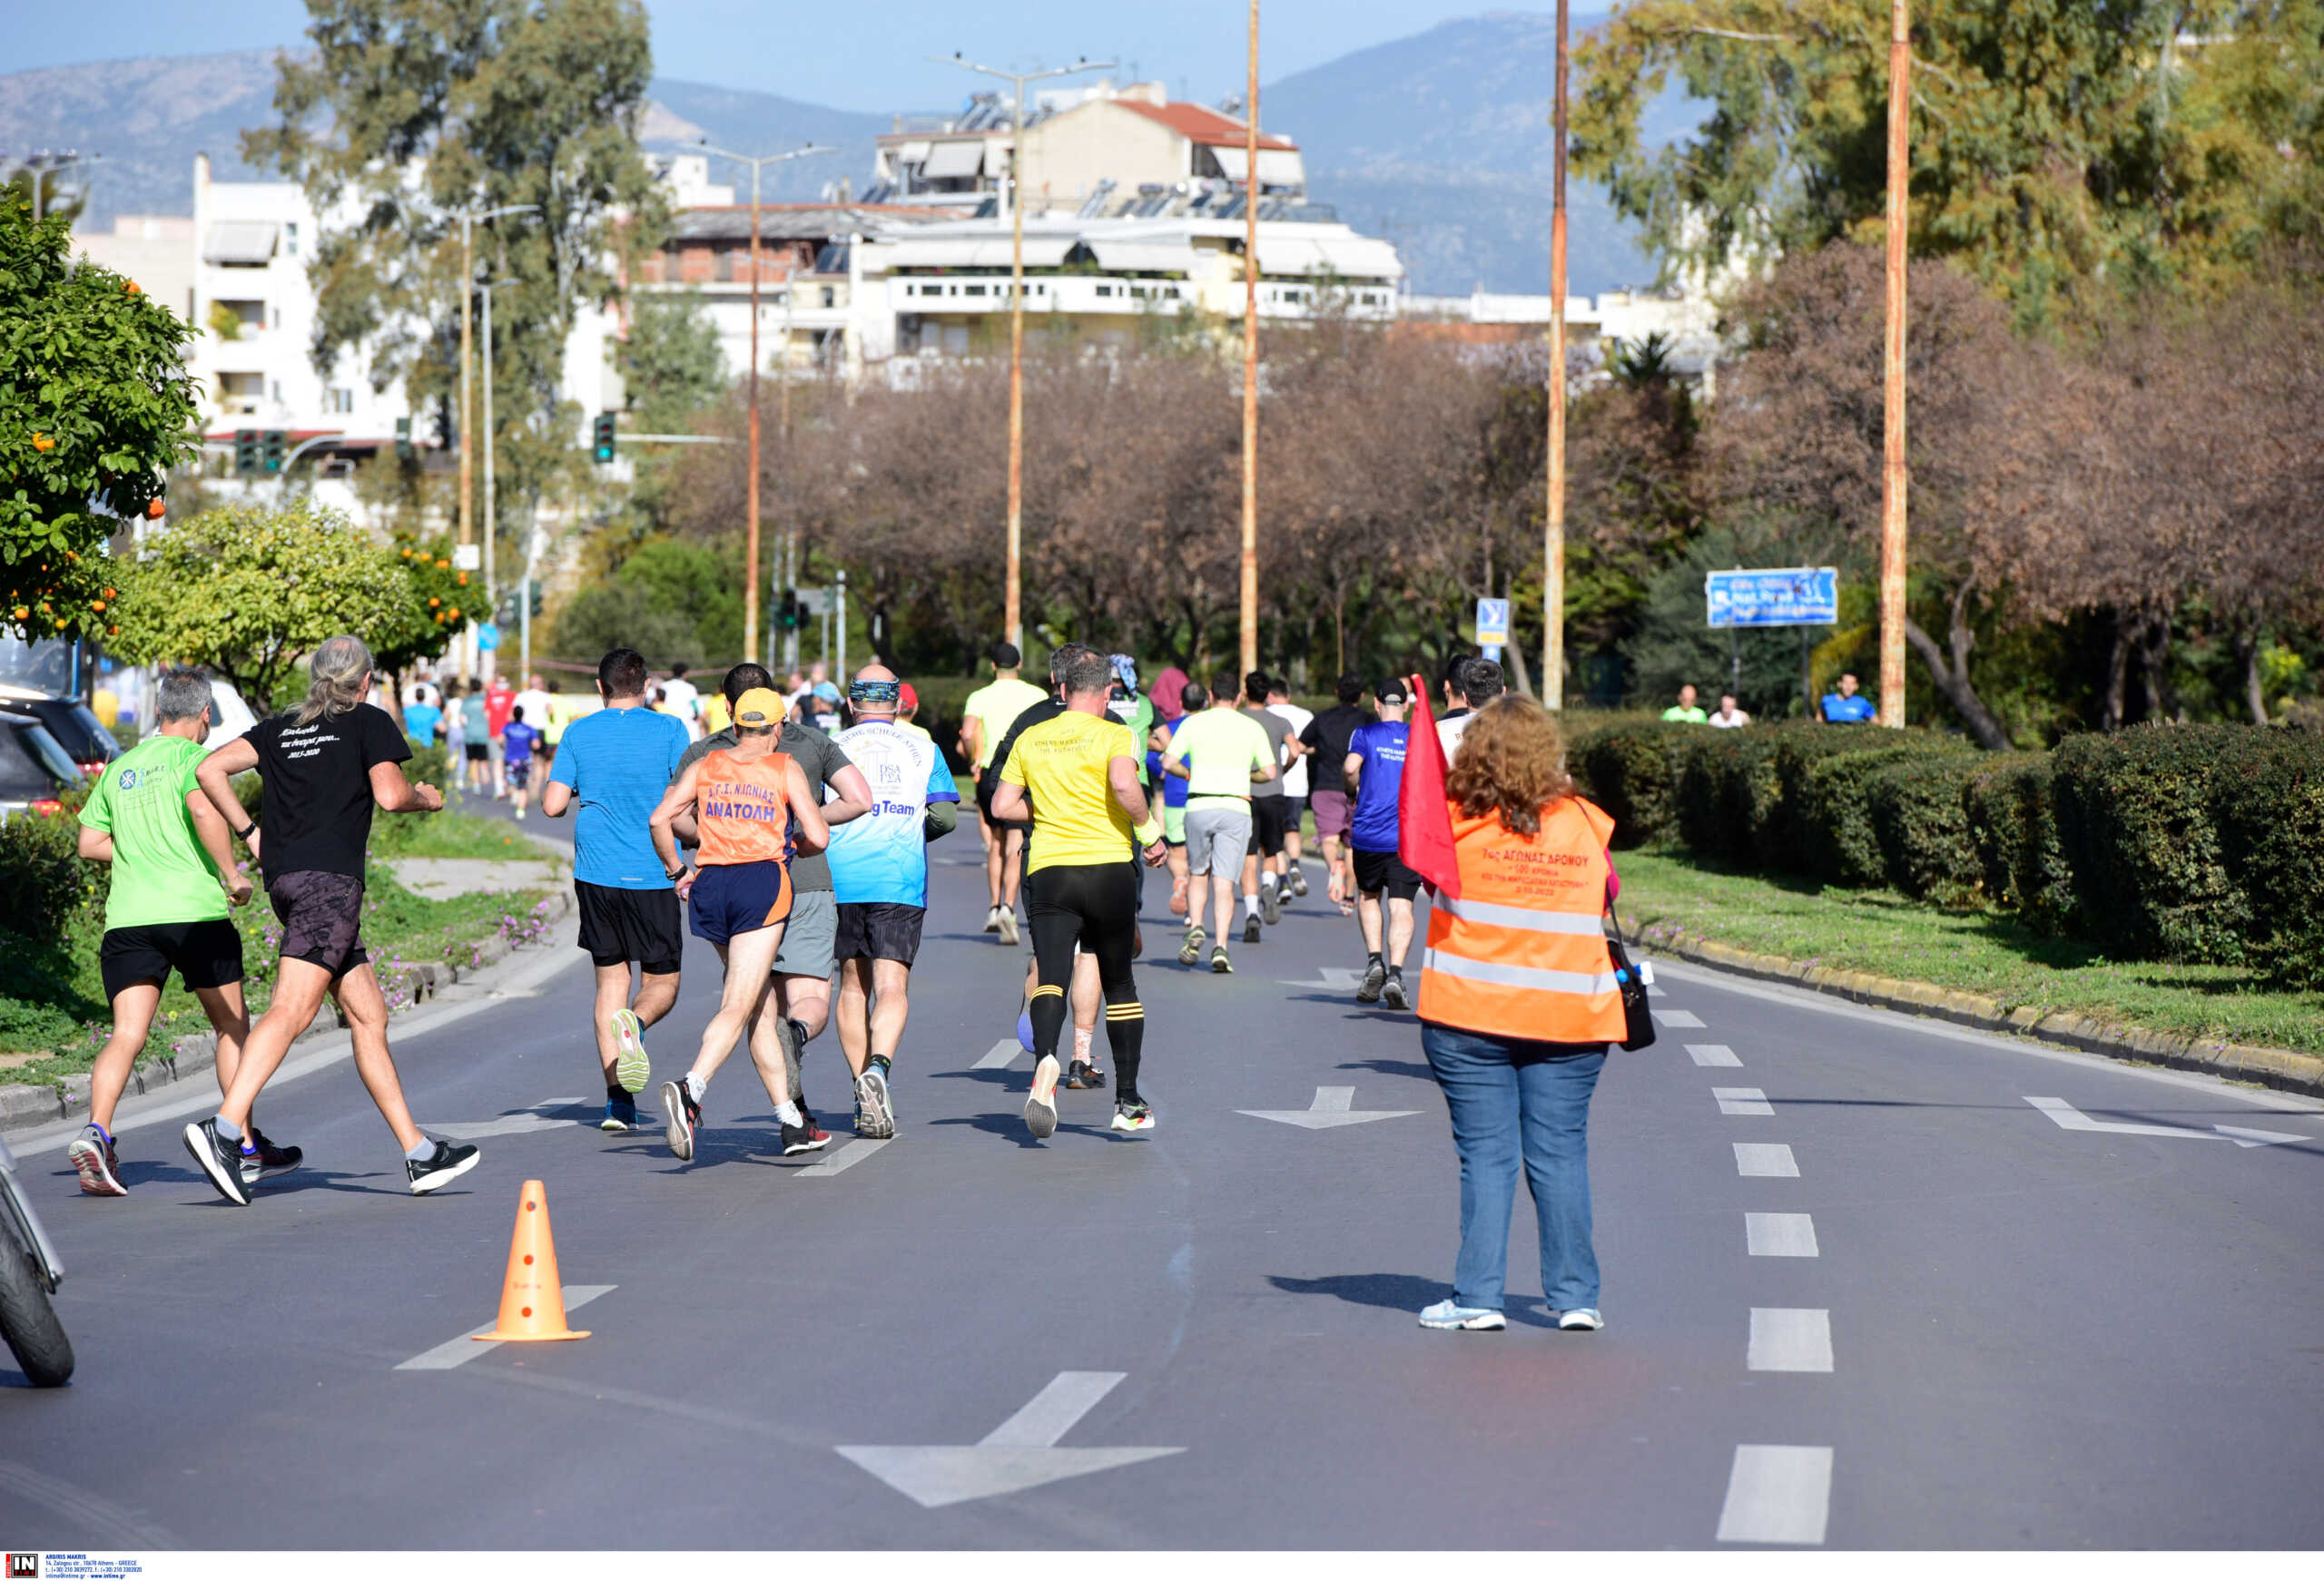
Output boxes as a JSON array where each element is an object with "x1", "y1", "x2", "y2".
[{"x1": 1705, "y1": 567, "x2": 1839, "y2": 629}]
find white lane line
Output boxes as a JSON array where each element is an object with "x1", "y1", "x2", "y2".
[
  {"x1": 972, "y1": 1038, "x2": 1021, "y2": 1070},
  {"x1": 1654, "y1": 1008, "x2": 1707, "y2": 1028},
  {"x1": 431, "y1": 1098, "x2": 590, "y2": 1141},
  {"x1": 980, "y1": 1370, "x2": 1128, "y2": 1448},
  {"x1": 1715, "y1": 1086, "x2": 1773, "y2": 1117},
  {"x1": 1746, "y1": 1213, "x2": 1820, "y2": 1257},
  {"x1": 1733, "y1": 1142, "x2": 1799, "y2": 1178},
  {"x1": 2027, "y1": 1095, "x2": 2308, "y2": 1149},
  {"x1": 1748, "y1": 1308, "x2": 1834, "y2": 1372},
  {"x1": 797, "y1": 1138, "x2": 891, "y2": 1177},
  {"x1": 1648, "y1": 983, "x2": 1669, "y2": 998},
  {"x1": 394, "y1": 1284, "x2": 616, "y2": 1370},
  {"x1": 1688, "y1": 1043, "x2": 1743, "y2": 1067},
  {"x1": 1717, "y1": 1445, "x2": 1833, "y2": 1544},
  {"x1": 837, "y1": 1370, "x2": 1185, "y2": 1508}
]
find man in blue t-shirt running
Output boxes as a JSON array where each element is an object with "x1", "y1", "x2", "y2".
[
  {"x1": 1343, "y1": 677, "x2": 1420, "y2": 1009},
  {"x1": 1821, "y1": 672, "x2": 1877, "y2": 723},
  {"x1": 542, "y1": 648, "x2": 693, "y2": 1131}
]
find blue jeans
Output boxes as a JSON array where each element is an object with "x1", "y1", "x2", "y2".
[{"x1": 1421, "y1": 1022, "x2": 1607, "y2": 1312}]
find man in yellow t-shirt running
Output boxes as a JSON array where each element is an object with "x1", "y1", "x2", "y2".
[
  {"x1": 991, "y1": 649, "x2": 1168, "y2": 1141},
  {"x1": 958, "y1": 640, "x2": 1049, "y2": 945}
]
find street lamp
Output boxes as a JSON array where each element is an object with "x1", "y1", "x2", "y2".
[
  {"x1": 936, "y1": 52, "x2": 1116, "y2": 651},
  {"x1": 1544, "y1": 0, "x2": 1571, "y2": 709},
  {"x1": 1237, "y1": 8, "x2": 1260, "y2": 677},
  {"x1": 698, "y1": 142, "x2": 836, "y2": 668},
  {"x1": 478, "y1": 277, "x2": 514, "y2": 681},
  {"x1": 13, "y1": 149, "x2": 103, "y2": 222},
  {"x1": 450, "y1": 201, "x2": 537, "y2": 679}
]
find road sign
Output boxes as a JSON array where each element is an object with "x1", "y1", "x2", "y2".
[
  {"x1": 1474, "y1": 597, "x2": 1510, "y2": 646},
  {"x1": 452, "y1": 544, "x2": 482, "y2": 571},
  {"x1": 476, "y1": 621, "x2": 499, "y2": 652},
  {"x1": 1706, "y1": 567, "x2": 1838, "y2": 629}
]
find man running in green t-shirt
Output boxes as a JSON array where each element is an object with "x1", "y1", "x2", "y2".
[{"x1": 68, "y1": 670, "x2": 291, "y2": 1196}]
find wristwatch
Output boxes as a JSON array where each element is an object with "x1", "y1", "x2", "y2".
[{"x1": 665, "y1": 864, "x2": 686, "y2": 881}]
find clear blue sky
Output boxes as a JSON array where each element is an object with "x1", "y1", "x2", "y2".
[{"x1": 15, "y1": 1, "x2": 1538, "y2": 111}]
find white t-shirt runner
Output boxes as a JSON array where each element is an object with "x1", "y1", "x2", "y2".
[
  {"x1": 825, "y1": 719, "x2": 961, "y2": 908},
  {"x1": 1268, "y1": 701, "x2": 1315, "y2": 797}
]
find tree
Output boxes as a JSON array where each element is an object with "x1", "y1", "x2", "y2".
[
  {"x1": 1, "y1": 203, "x2": 196, "y2": 642},
  {"x1": 107, "y1": 501, "x2": 450, "y2": 707},
  {"x1": 1573, "y1": 0, "x2": 2324, "y2": 325},
  {"x1": 619, "y1": 292, "x2": 726, "y2": 435}
]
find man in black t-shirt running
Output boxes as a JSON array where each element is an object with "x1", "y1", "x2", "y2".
[{"x1": 185, "y1": 634, "x2": 482, "y2": 1206}]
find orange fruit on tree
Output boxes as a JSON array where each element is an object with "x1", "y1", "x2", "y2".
[
  {"x1": 32, "y1": 434, "x2": 53, "y2": 451},
  {"x1": 146, "y1": 497, "x2": 165, "y2": 518}
]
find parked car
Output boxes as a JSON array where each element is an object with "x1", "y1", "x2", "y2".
[
  {"x1": 0, "y1": 715, "x2": 84, "y2": 820},
  {"x1": 0, "y1": 687, "x2": 120, "y2": 777}
]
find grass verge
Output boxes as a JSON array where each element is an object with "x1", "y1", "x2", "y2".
[
  {"x1": 372, "y1": 808, "x2": 556, "y2": 862},
  {"x1": 1617, "y1": 849, "x2": 2324, "y2": 1056}
]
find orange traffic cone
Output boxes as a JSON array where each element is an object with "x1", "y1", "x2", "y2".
[{"x1": 473, "y1": 1179, "x2": 590, "y2": 1342}]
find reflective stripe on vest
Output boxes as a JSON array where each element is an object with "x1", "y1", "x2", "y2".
[
  {"x1": 1421, "y1": 948, "x2": 1620, "y2": 997},
  {"x1": 1432, "y1": 893, "x2": 1607, "y2": 936}
]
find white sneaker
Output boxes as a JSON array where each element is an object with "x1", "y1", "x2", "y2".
[
  {"x1": 982, "y1": 906, "x2": 1002, "y2": 934},
  {"x1": 997, "y1": 909, "x2": 1019, "y2": 947},
  {"x1": 1557, "y1": 1307, "x2": 1605, "y2": 1331},
  {"x1": 1418, "y1": 1300, "x2": 1505, "y2": 1331}
]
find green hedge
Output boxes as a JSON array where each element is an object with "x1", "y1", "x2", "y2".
[
  {"x1": 1571, "y1": 721, "x2": 1698, "y2": 849},
  {"x1": 2052, "y1": 726, "x2": 2256, "y2": 965},
  {"x1": 2212, "y1": 733, "x2": 2324, "y2": 985},
  {"x1": 1964, "y1": 755, "x2": 2075, "y2": 929},
  {"x1": 1865, "y1": 753, "x2": 1986, "y2": 905}
]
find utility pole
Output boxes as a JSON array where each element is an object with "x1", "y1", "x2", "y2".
[
  {"x1": 478, "y1": 278, "x2": 507, "y2": 682},
  {"x1": 1878, "y1": 0, "x2": 1911, "y2": 727},
  {"x1": 1239, "y1": 0, "x2": 1262, "y2": 677},
  {"x1": 452, "y1": 202, "x2": 535, "y2": 682},
  {"x1": 939, "y1": 53, "x2": 1116, "y2": 652},
  {"x1": 1543, "y1": 0, "x2": 1571, "y2": 709},
  {"x1": 699, "y1": 142, "x2": 834, "y2": 670}
]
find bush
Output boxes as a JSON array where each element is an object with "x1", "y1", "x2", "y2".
[
  {"x1": 1764, "y1": 729, "x2": 1882, "y2": 871},
  {"x1": 2052, "y1": 725, "x2": 2255, "y2": 964},
  {"x1": 1672, "y1": 727, "x2": 1785, "y2": 866},
  {"x1": 1865, "y1": 754, "x2": 1986, "y2": 904},
  {"x1": 1964, "y1": 755, "x2": 2075, "y2": 929},
  {"x1": 2208, "y1": 731, "x2": 2324, "y2": 986},
  {"x1": 1570, "y1": 721, "x2": 1698, "y2": 849},
  {"x1": 1798, "y1": 737, "x2": 1972, "y2": 888},
  {"x1": 0, "y1": 800, "x2": 97, "y2": 944}
]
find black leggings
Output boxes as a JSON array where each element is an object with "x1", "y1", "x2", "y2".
[{"x1": 1026, "y1": 860, "x2": 1145, "y2": 1103}]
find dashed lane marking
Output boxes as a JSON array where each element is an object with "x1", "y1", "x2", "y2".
[
  {"x1": 1748, "y1": 1308, "x2": 1834, "y2": 1372},
  {"x1": 972, "y1": 1038, "x2": 1021, "y2": 1070},
  {"x1": 1654, "y1": 1008, "x2": 1707, "y2": 1028},
  {"x1": 1688, "y1": 1044, "x2": 1743, "y2": 1067},
  {"x1": 395, "y1": 1284, "x2": 617, "y2": 1370},
  {"x1": 1714, "y1": 1086, "x2": 1773, "y2": 1117},
  {"x1": 1746, "y1": 1213, "x2": 1820, "y2": 1258},
  {"x1": 1733, "y1": 1143, "x2": 1799, "y2": 1178},
  {"x1": 796, "y1": 1138, "x2": 891, "y2": 1177},
  {"x1": 1717, "y1": 1445, "x2": 1833, "y2": 1544}
]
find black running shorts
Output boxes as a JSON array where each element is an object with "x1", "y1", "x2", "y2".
[
  {"x1": 576, "y1": 879, "x2": 684, "y2": 975},
  {"x1": 835, "y1": 901, "x2": 927, "y2": 966},
  {"x1": 975, "y1": 767, "x2": 1030, "y2": 834},
  {"x1": 267, "y1": 870, "x2": 370, "y2": 978},
  {"x1": 1352, "y1": 846, "x2": 1423, "y2": 902},
  {"x1": 1246, "y1": 795, "x2": 1288, "y2": 859},
  {"x1": 100, "y1": 918, "x2": 245, "y2": 1000}
]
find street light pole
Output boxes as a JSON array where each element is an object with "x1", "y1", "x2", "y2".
[
  {"x1": 451, "y1": 202, "x2": 536, "y2": 682},
  {"x1": 1240, "y1": 0, "x2": 1262, "y2": 678},
  {"x1": 700, "y1": 142, "x2": 834, "y2": 668},
  {"x1": 1878, "y1": 0, "x2": 1911, "y2": 728},
  {"x1": 939, "y1": 53, "x2": 1115, "y2": 653},
  {"x1": 479, "y1": 278, "x2": 507, "y2": 682},
  {"x1": 1543, "y1": 0, "x2": 1571, "y2": 709}
]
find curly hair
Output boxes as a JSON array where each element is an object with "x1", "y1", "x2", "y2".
[{"x1": 1443, "y1": 694, "x2": 1575, "y2": 836}]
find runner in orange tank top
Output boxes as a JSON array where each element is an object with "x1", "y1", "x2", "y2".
[{"x1": 646, "y1": 688, "x2": 832, "y2": 1164}]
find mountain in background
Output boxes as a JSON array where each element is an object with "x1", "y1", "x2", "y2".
[{"x1": 8, "y1": 13, "x2": 1687, "y2": 295}]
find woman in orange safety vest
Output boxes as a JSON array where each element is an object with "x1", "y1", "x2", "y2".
[{"x1": 1414, "y1": 694, "x2": 1623, "y2": 1335}]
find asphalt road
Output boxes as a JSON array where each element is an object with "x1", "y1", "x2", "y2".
[{"x1": 3, "y1": 830, "x2": 2320, "y2": 1549}]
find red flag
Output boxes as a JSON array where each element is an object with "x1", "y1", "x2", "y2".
[{"x1": 1398, "y1": 673, "x2": 1462, "y2": 899}]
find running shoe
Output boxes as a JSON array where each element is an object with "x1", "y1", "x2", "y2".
[
  {"x1": 601, "y1": 1094, "x2": 638, "y2": 1132},
  {"x1": 1242, "y1": 913, "x2": 1263, "y2": 945},
  {"x1": 1558, "y1": 1308, "x2": 1606, "y2": 1331},
  {"x1": 1211, "y1": 946, "x2": 1233, "y2": 974},
  {"x1": 1356, "y1": 959, "x2": 1386, "y2": 1004},
  {"x1": 1261, "y1": 884, "x2": 1281, "y2": 926},
  {"x1": 1177, "y1": 926, "x2": 1205, "y2": 967},
  {"x1": 854, "y1": 1065, "x2": 896, "y2": 1139},
  {"x1": 68, "y1": 1125, "x2": 125, "y2": 1197},
  {"x1": 239, "y1": 1127, "x2": 302, "y2": 1186},
  {"x1": 609, "y1": 1007, "x2": 650, "y2": 1095},
  {"x1": 1024, "y1": 1056, "x2": 1061, "y2": 1140},
  {"x1": 407, "y1": 1139, "x2": 482, "y2": 1195},
  {"x1": 1289, "y1": 864, "x2": 1308, "y2": 899},
  {"x1": 779, "y1": 1116, "x2": 831, "y2": 1156},
  {"x1": 182, "y1": 1117, "x2": 252, "y2": 1206},
  {"x1": 997, "y1": 909, "x2": 1019, "y2": 947},
  {"x1": 1418, "y1": 1300, "x2": 1505, "y2": 1331},
  {"x1": 660, "y1": 1078, "x2": 699, "y2": 1162},
  {"x1": 983, "y1": 905, "x2": 1003, "y2": 934},
  {"x1": 1065, "y1": 1059, "x2": 1103, "y2": 1090},
  {"x1": 1110, "y1": 1101, "x2": 1155, "y2": 1134},
  {"x1": 1168, "y1": 878, "x2": 1188, "y2": 917},
  {"x1": 1381, "y1": 972, "x2": 1409, "y2": 1011}
]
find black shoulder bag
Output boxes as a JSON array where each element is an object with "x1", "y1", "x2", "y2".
[{"x1": 1604, "y1": 899, "x2": 1657, "y2": 1052}]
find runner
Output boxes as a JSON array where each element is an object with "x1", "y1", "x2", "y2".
[
  {"x1": 647, "y1": 688, "x2": 833, "y2": 1162},
  {"x1": 502, "y1": 704, "x2": 542, "y2": 820},
  {"x1": 1345, "y1": 678, "x2": 1421, "y2": 1009},
  {"x1": 957, "y1": 642, "x2": 1047, "y2": 945},
  {"x1": 990, "y1": 649, "x2": 1169, "y2": 1138},
  {"x1": 1145, "y1": 668, "x2": 1193, "y2": 917},
  {"x1": 894, "y1": 682, "x2": 933, "y2": 746},
  {"x1": 659, "y1": 662, "x2": 704, "y2": 741},
  {"x1": 1239, "y1": 673, "x2": 1297, "y2": 937},
  {"x1": 1298, "y1": 673, "x2": 1376, "y2": 917},
  {"x1": 513, "y1": 673, "x2": 555, "y2": 767},
  {"x1": 458, "y1": 679, "x2": 491, "y2": 795},
  {"x1": 827, "y1": 665, "x2": 960, "y2": 1138},
  {"x1": 540, "y1": 648, "x2": 693, "y2": 1132},
  {"x1": 183, "y1": 635, "x2": 478, "y2": 1204},
  {"x1": 1439, "y1": 658, "x2": 1505, "y2": 759},
  {"x1": 485, "y1": 671, "x2": 516, "y2": 799},
  {"x1": 1265, "y1": 674, "x2": 1315, "y2": 898},
  {"x1": 69, "y1": 670, "x2": 288, "y2": 1197},
  {"x1": 1161, "y1": 678, "x2": 1277, "y2": 973}
]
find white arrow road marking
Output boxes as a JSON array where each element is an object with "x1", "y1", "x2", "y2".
[
  {"x1": 838, "y1": 1370, "x2": 1183, "y2": 1509},
  {"x1": 429, "y1": 1098, "x2": 590, "y2": 1140},
  {"x1": 1237, "y1": 1085, "x2": 1421, "y2": 1129},
  {"x1": 1715, "y1": 1086, "x2": 1773, "y2": 1117},
  {"x1": 1688, "y1": 1043, "x2": 1743, "y2": 1067},
  {"x1": 972, "y1": 1038, "x2": 1022, "y2": 1070},
  {"x1": 1746, "y1": 1213, "x2": 1819, "y2": 1258},
  {"x1": 1278, "y1": 967, "x2": 1364, "y2": 990},
  {"x1": 1734, "y1": 1143, "x2": 1799, "y2": 1178},
  {"x1": 394, "y1": 1284, "x2": 616, "y2": 1370},
  {"x1": 2027, "y1": 1096, "x2": 2308, "y2": 1149},
  {"x1": 796, "y1": 1138, "x2": 890, "y2": 1177},
  {"x1": 1748, "y1": 1308, "x2": 1834, "y2": 1372},
  {"x1": 1717, "y1": 1445, "x2": 1832, "y2": 1545},
  {"x1": 1654, "y1": 1007, "x2": 1706, "y2": 1028}
]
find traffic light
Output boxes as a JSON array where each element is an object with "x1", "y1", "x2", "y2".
[
  {"x1": 261, "y1": 429, "x2": 287, "y2": 474},
  {"x1": 528, "y1": 583, "x2": 545, "y2": 618},
  {"x1": 496, "y1": 591, "x2": 519, "y2": 627},
  {"x1": 394, "y1": 416, "x2": 414, "y2": 462},
  {"x1": 592, "y1": 411, "x2": 617, "y2": 464},
  {"x1": 233, "y1": 429, "x2": 258, "y2": 475},
  {"x1": 777, "y1": 590, "x2": 803, "y2": 632}
]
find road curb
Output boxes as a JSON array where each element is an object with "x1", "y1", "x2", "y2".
[
  {"x1": 0, "y1": 887, "x2": 572, "y2": 1136},
  {"x1": 1637, "y1": 920, "x2": 2324, "y2": 1099}
]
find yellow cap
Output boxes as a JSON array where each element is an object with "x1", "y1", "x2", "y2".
[{"x1": 734, "y1": 687, "x2": 784, "y2": 728}]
